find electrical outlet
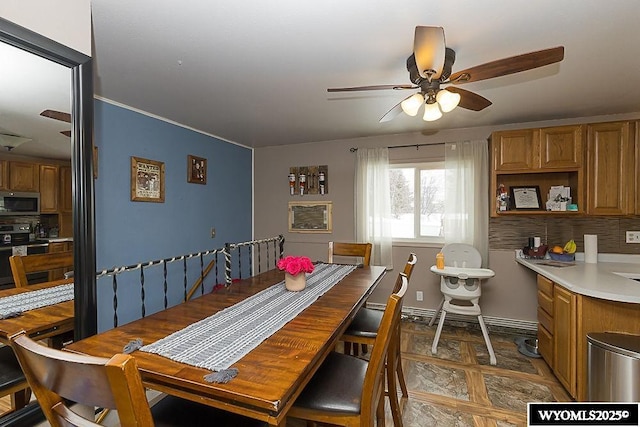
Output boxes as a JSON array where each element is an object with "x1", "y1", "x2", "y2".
[
  {"x1": 210, "y1": 227, "x2": 216, "y2": 238},
  {"x1": 416, "y1": 291, "x2": 424, "y2": 301},
  {"x1": 626, "y1": 231, "x2": 640, "y2": 243}
]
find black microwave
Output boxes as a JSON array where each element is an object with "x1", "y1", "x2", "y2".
[{"x1": 0, "y1": 191, "x2": 40, "y2": 216}]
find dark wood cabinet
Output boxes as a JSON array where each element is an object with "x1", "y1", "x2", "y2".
[{"x1": 39, "y1": 164, "x2": 59, "y2": 213}]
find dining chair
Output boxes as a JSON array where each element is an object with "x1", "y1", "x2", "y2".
[
  {"x1": 9, "y1": 251, "x2": 74, "y2": 288},
  {"x1": 340, "y1": 253, "x2": 417, "y2": 426},
  {"x1": 328, "y1": 241, "x2": 372, "y2": 267},
  {"x1": 8, "y1": 331, "x2": 266, "y2": 427},
  {"x1": 328, "y1": 241, "x2": 373, "y2": 355},
  {"x1": 287, "y1": 275, "x2": 407, "y2": 427},
  {"x1": 0, "y1": 345, "x2": 30, "y2": 416}
]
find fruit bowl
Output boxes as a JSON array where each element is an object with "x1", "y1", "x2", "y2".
[{"x1": 549, "y1": 252, "x2": 575, "y2": 262}]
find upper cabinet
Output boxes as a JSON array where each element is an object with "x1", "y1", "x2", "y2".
[
  {"x1": 491, "y1": 125, "x2": 584, "y2": 217},
  {"x1": 40, "y1": 164, "x2": 60, "y2": 213},
  {"x1": 491, "y1": 120, "x2": 638, "y2": 217},
  {"x1": 586, "y1": 121, "x2": 635, "y2": 215},
  {"x1": 539, "y1": 126, "x2": 584, "y2": 170},
  {"x1": 59, "y1": 166, "x2": 72, "y2": 213},
  {"x1": 7, "y1": 161, "x2": 39, "y2": 192}
]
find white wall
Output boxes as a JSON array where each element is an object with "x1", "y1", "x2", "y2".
[{"x1": 0, "y1": 0, "x2": 91, "y2": 55}]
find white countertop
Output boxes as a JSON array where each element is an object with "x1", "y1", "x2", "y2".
[{"x1": 516, "y1": 254, "x2": 640, "y2": 304}]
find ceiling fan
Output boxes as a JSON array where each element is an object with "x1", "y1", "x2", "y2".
[
  {"x1": 40, "y1": 109, "x2": 71, "y2": 137},
  {"x1": 327, "y1": 26, "x2": 564, "y2": 122}
]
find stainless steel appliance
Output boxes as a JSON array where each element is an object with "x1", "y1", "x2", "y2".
[
  {"x1": 588, "y1": 332, "x2": 640, "y2": 401},
  {"x1": 0, "y1": 223, "x2": 47, "y2": 289},
  {"x1": 0, "y1": 191, "x2": 40, "y2": 216}
]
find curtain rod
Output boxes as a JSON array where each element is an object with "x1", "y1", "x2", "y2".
[{"x1": 349, "y1": 142, "x2": 445, "y2": 152}]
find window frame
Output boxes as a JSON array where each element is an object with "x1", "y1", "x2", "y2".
[{"x1": 389, "y1": 160, "x2": 445, "y2": 246}]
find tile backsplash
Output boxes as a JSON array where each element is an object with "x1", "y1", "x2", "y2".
[{"x1": 489, "y1": 216, "x2": 640, "y2": 254}]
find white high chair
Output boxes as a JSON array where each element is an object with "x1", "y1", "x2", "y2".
[{"x1": 430, "y1": 243, "x2": 496, "y2": 365}]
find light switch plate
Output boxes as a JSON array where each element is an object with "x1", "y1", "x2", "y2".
[
  {"x1": 416, "y1": 291, "x2": 424, "y2": 301},
  {"x1": 626, "y1": 231, "x2": 640, "y2": 243}
]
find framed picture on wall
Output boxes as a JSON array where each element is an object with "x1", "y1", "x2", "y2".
[
  {"x1": 131, "y1": 156, "x2": 165, "y2": 202},
  {"x1": 288, "y1": 201, "x2": 332, "y2": 233},
  {"x1": 187, "y1": 155, "x2": 207, "y2": 184}
]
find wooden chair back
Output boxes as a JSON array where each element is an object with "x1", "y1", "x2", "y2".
[
  {"x1": 328, "y1": 242, "x2": 372, "y2": 266},
  {"x1": 8, "y1": 331, "x2": 155, "y2": 427},
  {"x1": 9, "y1": 251, "x2": 74, "y2": 287},
  {"x1": 360, "y1": 274, "x2": 407, "y2": 425}
]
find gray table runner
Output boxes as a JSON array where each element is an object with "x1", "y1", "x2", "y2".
[
  {"x1": 140, "y1": 263, "x2": 357, "y2": 371},
  {"x1": 0, "y1": 283, "x2": 74, "y2": 319}
]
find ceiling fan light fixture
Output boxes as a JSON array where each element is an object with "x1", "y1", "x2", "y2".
[
  {"x1": 436, "y1": 89, "x2": 461, "y2": 113},
  {"x1": 423, "y1": 102, "x2": 442, "y2": 122},
  {"x1": 400, "y1": 93, "x2": 425, "y2": 116}
]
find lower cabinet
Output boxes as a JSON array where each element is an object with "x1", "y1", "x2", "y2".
[
  {"x1": 48, "y1": 241, "x2": 73, "y2": 282},
  {"x1": 536, "y1": 273, "x2": 640, "y2": 401},
  {"x1": 553, "y1": 285, "x2": 576, "y2": 396}
]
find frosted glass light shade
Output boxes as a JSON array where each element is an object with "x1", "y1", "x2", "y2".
[
  {"x1": 423, "y1": 103, "x2": 442, "y2": 121},
  {"x1": 436, "y1": 89, "x2": 461, "y2": 113},
  {"x1": 400, "y1": 93, "x2": 424, "y2": 116}
]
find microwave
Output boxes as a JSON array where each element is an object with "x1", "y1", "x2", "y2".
[{"x1": 0, "y1": 191, "x2": 40, "y2": 216}]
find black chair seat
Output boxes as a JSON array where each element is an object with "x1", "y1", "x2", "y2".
[
  {"x1": 344, "y1": 307, "x2": 383, "y2": 339},
  {"x1": 0, "y1": 345, "x2": 25, "y2": 392},
  {"x1": 152, "y1": 394, "x2": 267, "y2": 427},
  {"x1": 292, "y1": 351, "x2": 367, "y2": 414}
]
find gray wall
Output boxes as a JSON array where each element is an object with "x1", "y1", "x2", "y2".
[{"x1": 254, "y1": 112, "x2": 640, "y2": 325}]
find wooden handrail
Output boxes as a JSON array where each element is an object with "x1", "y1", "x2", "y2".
[{"x1": 186, "y1": 259, "x2": 216, "y2": 301}]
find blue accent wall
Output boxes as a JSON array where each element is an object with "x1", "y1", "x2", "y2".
[{"x1": 94, "y1": 100, "x2": 252, "y2": 331}]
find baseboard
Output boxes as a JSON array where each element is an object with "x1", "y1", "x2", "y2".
[{"x1": 366, "y1": 302, "x2": 538, "y2": 332}]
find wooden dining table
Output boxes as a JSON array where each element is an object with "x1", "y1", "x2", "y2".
[
  {"x1": 66, "y1": 265, "x2": 386, "y2": 426},
  {"x1": 0, "y1": 278, "x2": 74, "y2": 345}
]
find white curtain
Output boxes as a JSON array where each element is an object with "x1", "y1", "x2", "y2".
[
  {"x1": 444, "y1": 140, "x2": 489, "y2": 266},
  {"x1": 355, "y1": 147, "x2": 393, "y2": 269}
]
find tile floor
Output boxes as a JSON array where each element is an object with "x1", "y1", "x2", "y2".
[
  {"x1": 379, "y1": 318, "x2": 572, "y2": 426},
  {"x1": 1, "y1": 318, "x2": 572, "y2": 426}
]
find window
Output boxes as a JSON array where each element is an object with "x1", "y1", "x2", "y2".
[{"x1": 390, "y1": 162, "x2": 445, "y2": 243}]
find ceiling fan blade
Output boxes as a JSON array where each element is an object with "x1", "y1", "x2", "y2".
[
  {"x1": 445, "y1": 87, "x2": 492, "y2": 111},
  {"x1": 40, "y1": 109, "x2": 71, "y2": 123},
  {"x1": 328, "y1": 84, "x2": 416, "y2": 92},
  {"x1": 379, "y1": 98, "x2": 408, "y2": 123},
  {"x1": 449, "y1": 46, "x2": 564, "y2": 84},
  {"x1": 60, "y1": 130, "x2": 71, "y2": 137},
  {"x1": 413, "y1": 26, "x2": 446, "y2": 79}
]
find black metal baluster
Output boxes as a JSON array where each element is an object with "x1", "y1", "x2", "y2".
[
  {"x1": 248, "y1": 243, "x2": 253, "y2": 277},
  {"x1": 199, "y1": 253, "x2": 205, "y2": 296},
  {"x1": 163, "y1": 260, "x2": 168, "y2": 309},
  {"x1": 112, "y1": 275, "x2": 118, "y2": 328},
  {"x1": 279, "y1": 234, "x2": 285, "y2": 260},
  {"x1": 140, "y1": 266, "x2": 146, "y2": 318},
  {"x1": 237, "y1": 245, "x2": 243, "y2": 280},
  {"x1": 183, "y1": 257, "x2": 187, "y2": 302},
  {"x1": 257, "y1": 243, "x2": 262, "y2": 274}
]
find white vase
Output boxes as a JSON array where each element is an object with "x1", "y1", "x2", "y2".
[{"x1": 285, "y1": 272, "x2": 306, "y2": 292}]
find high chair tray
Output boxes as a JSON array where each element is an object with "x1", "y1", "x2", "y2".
[{"x1": 430, "y1": 265, "x2": 495, "y2": 279}]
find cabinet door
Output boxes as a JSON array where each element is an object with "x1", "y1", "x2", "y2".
[
  {"x1": 492, "y1": 129, "x2": 539, "y2": 171},
  {"x1": 0, "y1": 160, "x2": 7, "y2": 190},
  {"x1": 8, "y1": 161, "x2": 39, "y2": 191},
  {"x1": 39, "y1": 164, "x2": 59, "y2": 213},
  {"x1": 586, "y1": 122, "x2": 635, "y2": 215},
  {"x1": 59, "y1": 166, "x2": 72, "y2": 213},
  {"x1": 539, "y1": 125, "x2": 584, "y2": 169},
  {"x1": 48, "y1": 242, "x2": 70, "y2": 281},
  {"x1": 538, "y1": 324, "x2": 553, "y2": 368},
  {"x1": 553, "y1": 285, "x2": 576, "y2": 396}
]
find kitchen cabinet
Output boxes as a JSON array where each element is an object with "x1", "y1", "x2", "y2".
[
  {"x1": 48, "y1": 241, "x2": 73, "y2": 281},
  {"x1": 553, "y1": 285, "x2": 576, "y2": 396},
  {"x1": 59, "y1": 165, "x2": 72, "y2": 213},
  {"x1": 0, "y1": 160, "x2": 7, "y2": 190},
  {"x1": 586, "y1": 121, "x2": 635, "y2": 215},
  {"x1": 535, "y1": 273, "x2": 640, "y2": 400},
  {"x1": 491, "y1": 125, "x2": 584, "y2": 217},
  {"x1": 7, "y1": 161, "x2": 39, "y2": 192},
  {"x1": 536, "y1": 275, "x2": 554, "y2": 365},
  {"x1": 39, "y1": 164, "x2": 59, "y2": 213}
]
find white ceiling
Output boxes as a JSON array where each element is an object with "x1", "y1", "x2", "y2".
[{"x1": 3, "y1": 0, "x2": 640, "y2": 158}]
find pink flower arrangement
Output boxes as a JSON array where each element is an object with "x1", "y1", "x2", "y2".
[{"x1": 277, "y1": 256, "x2": 315, "y2": 276}]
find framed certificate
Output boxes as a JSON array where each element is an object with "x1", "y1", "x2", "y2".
[{"x1": 509, "y1": 186, "x2": 542, "y2": 210}]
